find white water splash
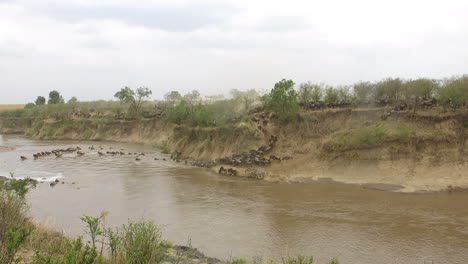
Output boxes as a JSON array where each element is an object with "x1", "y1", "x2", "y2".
[{"x1": 5, "y1": 169, "x2": 64, "y2": 182}]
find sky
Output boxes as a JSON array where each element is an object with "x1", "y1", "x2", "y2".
[{"x1": 0, "y1": 0, "x2": 467, "y2": 104}]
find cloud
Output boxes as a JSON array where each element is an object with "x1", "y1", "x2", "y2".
[
  {"x1": 0, "y1": 0, "x2": 468, "y2": 103},
  {"x1": 31, "y1": 2, "x2": 239, "y2": 32}
]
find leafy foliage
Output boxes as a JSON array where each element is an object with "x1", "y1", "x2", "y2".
[
  {"x1": 114, "y1": 86, "x2": 152, "y2": 118},
  {"x1": 264, "y1": 79, "x2": 299, "y2": 121},
  {"x1": 35, "y1": 96, "x2": 46, "y2": 106},
  {"x1": 48, "y1": 91, "x2": 65, "y2": 105}
]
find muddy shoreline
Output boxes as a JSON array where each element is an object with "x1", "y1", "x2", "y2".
[{"x1": 2, "y1": 133, "x2": 467, "y2": 194}]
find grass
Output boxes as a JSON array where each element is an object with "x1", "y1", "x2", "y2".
[
  {"x1": 154, "y1": 140, "x2": 170, "y2": 154},
  {"x1": 322, "y1": 123, "x2": 413, "y2": 152}
]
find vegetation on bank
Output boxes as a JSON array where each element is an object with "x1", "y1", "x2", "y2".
[
  {"x1": 0, "y1": 177, "x2": 341, "y2": 264},
  {"x1": 1, "y1": 75, "x2": 468, "y2": 126}
]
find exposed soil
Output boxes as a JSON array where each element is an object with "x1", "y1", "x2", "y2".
[{"x1": 3, "y1": 108, "x2": 468, "y2": 193}]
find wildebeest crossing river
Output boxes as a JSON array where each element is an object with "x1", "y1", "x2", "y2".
[{"x1": 1, "y1": 134, "x2": 468, "y2": 264}]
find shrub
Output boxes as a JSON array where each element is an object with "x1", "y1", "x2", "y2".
[
  {"x1": 0, "y1": 181, "x2": 34, "y2": 264},
  {"x1": 263, "y1": 79, "x2": 299, "y2": 121},
  {"x1": 282, "y1": 255, "x2": 315, "y2": 264},
  {"x1": 25, "y1": 103, "x2": 36, "y2": 109},
  {"x1": 32, "y1": 237, "x2": 102, "y2": 264},
  {"x1": 120, "y1": 220, "x2": 167, "y2": 264}
]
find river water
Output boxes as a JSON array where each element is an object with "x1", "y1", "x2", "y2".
[{"x1": 1, "y1": 134, "x2": 467, "y2": 264}]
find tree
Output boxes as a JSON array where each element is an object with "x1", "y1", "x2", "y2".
[
  {"x1": 353, "y1": 82, "x2": 374, "y2": 105},
  {"x1": 164, "y1": 91, "x2": 183, "y2": 106},
  {"x1": 263, "y1": 79, "x2": 299, "y2": 121},
  {"x1": 35, "y1": 96, "x2": 46, "y2": 105},
  {"x1": 24, "y1": 103, "x2": 35, "y2": 109},
  {"x1": 438, "y1": 76, "x2": 468, "y2": 111},
  {"x1": 184, "y1": 90, "x2": 201, "y2": 106},
  {"x1": 47, "y1": 91, "x2": 64, "y2": 104},
  {"x1": 374, "y1": 78, "x2": 403, "y2": 105},
  {"x1": 68, "y1": 96, "x2": 78, "y2": 104},
  {"x1": 404, "y1": 78, "x2": 436, "y2": 113},
  {"x1": 324, "y1": 87, "x2": 339, "y2": 105},
  {"x1": 114, "y1": 86, "x2": 152, "y2": 118},
  {"x1": 297, "y1": 82, "x2": 314, "y2": 105},
  {"x1": 231, "y1": 89, "x2": 259, "y2": 113}
]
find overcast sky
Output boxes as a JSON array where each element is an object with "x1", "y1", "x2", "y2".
[{"x1": 1, "y1": 0, "x2": 467, "y2": 103}]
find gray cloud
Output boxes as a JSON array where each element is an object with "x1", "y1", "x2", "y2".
[
  {"x1": 1, "y1": 0, "x2": 468, "y2": 104},
  {"x1": 33, "y1": 2, "x2": 239, "y2": 32}
]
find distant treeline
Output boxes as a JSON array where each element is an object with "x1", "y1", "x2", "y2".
[{"x1": 1, "y1": 75, "x2": 467, "y2": 125}]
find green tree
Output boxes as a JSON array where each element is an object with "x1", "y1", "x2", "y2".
[
  {"x1": 297, "y1": 82, "x2": 314, "y2": 105},
  {"x1": 114, "y1": 86, "x2": 152, "y2": 118},
  {"x1": 24, "y1": 103, "x2": 35, "y2": 109},
  {"x1": 374, "y1": 78, "x2": 403, "y2": 105},
  {"x1": 353, "y1": 82, "x2": 374, "y2": 105},
  {"x1": 324, "y1": 87, "x2": 339, "y2": 105},
  {"x1": 47, "y1": 91, "x2": 64, "y2": 104},
  {"x1": 183, "y1": 90, "x2": 201, "y2": 107},
  {"x1": 404, "y1": 78, "x2": 436, "y2": 113},
  {"x1": 67, "y1": 96, "x2": 78, "y2": 104},
  {"x1": 164, "y1": 91, "x2": 183, "y2": 106},
  {"x1": 35, "y1": 96, "x2": 46, "y2": 105},
  {"x1": 438, "y1": 76, "x2": 468, "y2": 111},
  {"x1": 264, "y1": 79, "x2": 299, "y2": 121}
]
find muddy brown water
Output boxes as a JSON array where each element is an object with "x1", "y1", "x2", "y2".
[{"x1": 1, "y1": 135, "x2": 468, "y2": 264}]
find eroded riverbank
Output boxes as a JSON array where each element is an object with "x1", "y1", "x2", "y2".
[
  {"x1": 1, "y1": 135, "x2": 468, "y2": 264},
  {"x1": 3, "y1": 108, "x2": 468, "y2": 192}
]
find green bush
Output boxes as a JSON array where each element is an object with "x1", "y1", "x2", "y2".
[
  {"x1": 0, "y1": 179, "x2": 35, "y2": 264},
  {"x1": 263, "y1": 79, "x2": 299, "y2": 121},
  {"x1": 120, "y1": 220, "x2": 168, "y2": 264},
  {"x1": 32, "y1": 237, "x2": 102, "y2": 264},
  {"x1": 282, "y1": 255, "x2": 315, "y2": 264}
]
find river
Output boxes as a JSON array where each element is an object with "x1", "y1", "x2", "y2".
[{"x1": 1, "y1": 134, "x2": 467, "y2": 264}]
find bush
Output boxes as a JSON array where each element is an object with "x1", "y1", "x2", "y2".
[
  {"x1": 282, "y1": 255, "x2": 315, "y2": 264},
  {"x1": 120, "y1": 220, "x2": 167, "y2": 264},
  {"x1": 438, "y1": 76, "x2": 468, "y2": 110},
  {"x1": 0, "y1": 180, "x2": 34, "y2": 264},
  {"x1": 263, "y1": 79, "x2": 299, "y2": 121}
]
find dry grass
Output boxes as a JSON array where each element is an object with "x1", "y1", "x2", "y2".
[{"x1": 0, "y1": 104, "x2": 24, "y2": 111}]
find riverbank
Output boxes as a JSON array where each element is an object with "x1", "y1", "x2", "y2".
[{"x1": 2, "y1": 107, "x2": 468, "y2": 193}]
